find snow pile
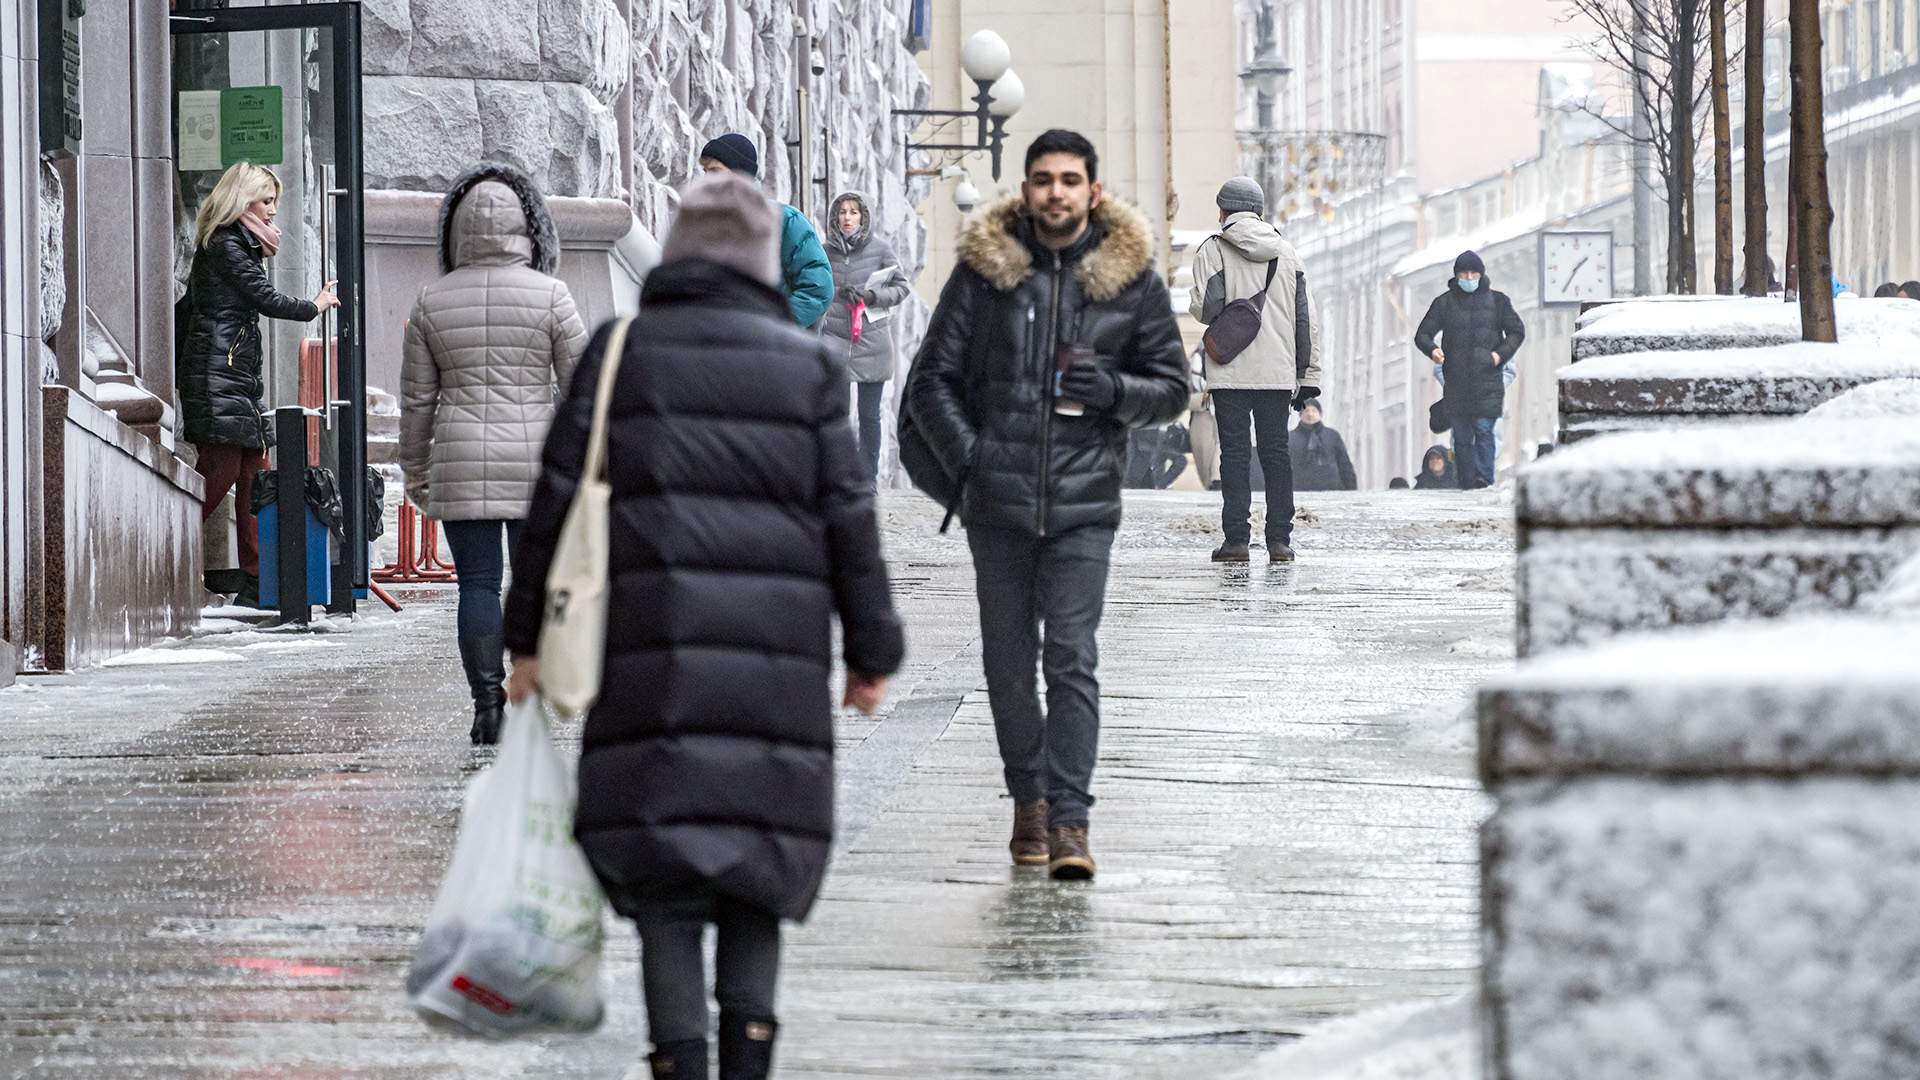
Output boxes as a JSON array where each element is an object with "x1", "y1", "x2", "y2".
[
  {"x1": 1485, "y1": 615, "x2": 1920, "y2": 774},
  {"x1": 1229, "y1": 995, "x2": 1475, "y2": 1080},
  {"x1": 366, "y1": 385, "x2": 400, "y2": 418},
  {"x1": 103, "y1": 646, "x2": 244, "y2": 667},
  {"x1": 1487, "y1": 777, "x2": 1920, "y2": 1080},
  {"x1": 1805, "y1": 377, "x2": 1920, "y2": 420},
  {"x1": 1865, "y1": 553, "x2": 1920, "y2": 614}
]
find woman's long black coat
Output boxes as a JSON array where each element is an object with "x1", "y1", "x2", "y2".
[
  {"x1": 503, "y1": 260, "x2": 906, "y2": 922},
  {"x1": 1412, "y1": 277, "x2": 1525, "y2": 422},
  {"x1": 177, "y1": 224, "x2": 320, "y2": 449}
]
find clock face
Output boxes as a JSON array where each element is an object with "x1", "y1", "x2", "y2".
[{"x1": 1540, "y1": 231, "x2": 1615, "y2": 305}]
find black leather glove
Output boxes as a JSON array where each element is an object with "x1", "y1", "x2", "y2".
[
  {"x1": 1060, "y1": 358, "x2": 1121, "y2": 412},
  {"x1": 1291, "y1": 385, "x2": 1321, "y2": 411}
]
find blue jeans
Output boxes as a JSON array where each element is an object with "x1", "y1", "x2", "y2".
[
  {"x1": 439, "y1": 518, "x2": 522, "y2": 699},
  {"x1": 855, "y1": 381, "x2": 886, "y2": 486},
  {"x1": 1453, "y1": 417, "x2": 1499, "y2": 489}
]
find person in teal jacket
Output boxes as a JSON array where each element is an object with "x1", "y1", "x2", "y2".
[{"x1": 699, "y1": 133, "x2": 834, "y2": 328}]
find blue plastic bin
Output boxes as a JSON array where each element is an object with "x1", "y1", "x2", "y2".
[{"x1": 258, "y1": 503, "x2": 333, "y2": 608}]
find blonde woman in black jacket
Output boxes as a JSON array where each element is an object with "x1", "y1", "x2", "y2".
[{"x1": 178, "y1": 162, "x2": 338, "y2": 604}]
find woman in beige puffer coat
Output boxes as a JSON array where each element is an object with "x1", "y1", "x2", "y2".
[{"x1": 401, "y1": 161, "x2": 588, "y2": 745}]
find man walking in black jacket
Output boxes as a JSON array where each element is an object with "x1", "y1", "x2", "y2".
[
  {"x1": 1413, "y1": 250, "x2": 1525, "y2": 489},
  {"x1": 906, "y1": 130, "x2": 1189, "y2": 880}
]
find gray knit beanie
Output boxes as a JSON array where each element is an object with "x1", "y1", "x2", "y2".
[
  {"x1": 662, "y1": 172, "x2": 781, "y2": 289},
  {"x1": 1216, "y1": 176, "x2": 1265, "y2": 216}
]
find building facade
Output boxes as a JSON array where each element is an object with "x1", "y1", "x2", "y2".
[
  {"x1": 1, "y1": 0, "x2": 927, "y2": 679},
  {"x1": 1245, "y1": 0, "x2": 1920, "y2": 490}
]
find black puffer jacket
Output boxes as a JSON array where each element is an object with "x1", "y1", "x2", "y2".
[
  {"x1": 1288, "y1": 421, "x2": 1358, "y2": 491},
  {"x1": 177, "y1": 223, "x2": 321, "y2": 449},
  {"x1": 502, "y1": 260, "x2": 906, "y2": 923},
  {"x1": 1412, "y1": 277, "x2": 1525, "y2": 422},
  {"x1": 906, "y1": 196, "x2": 1189, "y2": 536}
]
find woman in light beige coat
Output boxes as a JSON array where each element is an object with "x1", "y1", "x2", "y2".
[{"x1": 400, "y1": 161, "x2": 588, "y2": 744}]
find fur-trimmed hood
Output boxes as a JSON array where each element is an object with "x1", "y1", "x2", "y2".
[
  {"x1": 958, "y1": 195, "x2": 1156, "y2": 302},
  {"x1": 439, "y1": 160, "x2": 560, "y2": 275}
]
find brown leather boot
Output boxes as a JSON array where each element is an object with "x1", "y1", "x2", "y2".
[
  {"x1": 1010, "y1": 799, "x2": 1050, "y2": 866},
  {"x1": 1048, "y1": 826, "x2": 1096, "y2": 880}
]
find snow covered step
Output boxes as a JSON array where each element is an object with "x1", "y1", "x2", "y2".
[
  {"x1": 1559, "y1": 342, "x2": 1920, "y2": 442},
  {"x1": 1481, "y1": 614, "x2": 1920, "y2": 776},
  {"x1": 1484, "y1": 776, "x2": 1920, "y2": 1080},
  {"x1": 1516, "y1": 405, "x2": 1920, "y2": 653},
  {"x1": 1564, "y1": 298, "x2": 1920, "y2": 441},
  {"x1": 1570, "y1": 295, "x2": 1920, "y2": 360},
  {"x1": 1516, "y1": 526, "x2": 1920, "y2": 653},
  {"x1": 1479, "y1": 615, "x2": 1920, "y2": 1080}
]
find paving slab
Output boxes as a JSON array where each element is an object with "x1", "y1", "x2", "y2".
[{"x1": 0, "y1": 490, "x2": 1513, "y2": 1079}]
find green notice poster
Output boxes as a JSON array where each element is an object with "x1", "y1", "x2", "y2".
[{"x1": 219, "y1": 86, "x2": 283, "y2": 167}]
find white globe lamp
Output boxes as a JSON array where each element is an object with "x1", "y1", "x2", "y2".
[
  {"x1": 987, "y1": 70, "x2": 1025, "y2": 119},
  {"x1": 960, "y1": 30, "x2": 1012, "y2": 85}
]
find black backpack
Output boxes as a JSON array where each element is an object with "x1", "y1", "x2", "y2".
[{"x1": 1201, "y1": 253, "x2": 1277, "y2": 366}]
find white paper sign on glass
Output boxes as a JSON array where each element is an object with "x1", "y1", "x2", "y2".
[{"x1": 177, "y1": 90, "x2": 222, "y2": 172}]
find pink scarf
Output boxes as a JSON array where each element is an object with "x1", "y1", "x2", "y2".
[{"x1": 239, "y1": 211, "x2": 282, "y2": 258}]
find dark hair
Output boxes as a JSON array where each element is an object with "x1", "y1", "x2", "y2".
[
  {"x1": 1874, "y1": 282, "x2": 1901, "y2": 298},
  {"x1": 1388, "y1": 477, "x2": 1410, "y2": 489},
  {"x1": 1903, "y1": 281, "x2": 1920, "y2": 300},
  {"x1": 1024, "y1": 129, "x2": 1099, "y2": 182}
]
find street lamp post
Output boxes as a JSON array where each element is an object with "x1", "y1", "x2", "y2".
[{"x1": 892, "y1": 29, "x2": 1024, "y2": 184}]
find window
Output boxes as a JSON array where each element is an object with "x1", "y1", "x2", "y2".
[
  {"x1": 908, "y1": 0, "x2": 931, "y2": 52},
  {"x1": 1866, "y1": 0, "x2": 1881, "y2": 79}
]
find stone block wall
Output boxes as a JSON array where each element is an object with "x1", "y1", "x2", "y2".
[
  {"x1": 362, "y1": 0, "x2": 629, "y2": 198},
  {"x1": 1479, "y1": 612, "x2": 1920, "y2": 1080}
]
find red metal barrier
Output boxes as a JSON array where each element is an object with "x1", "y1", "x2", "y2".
[
  {"x1": 298, "y1": 336, "x2": 338, "y2": 463},
  {"x1": 373, "y1": 502, "x2": 458, "y2": 584}
]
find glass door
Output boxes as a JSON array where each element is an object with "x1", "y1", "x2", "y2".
[{"x1": 170, "y1": 3, "x2": 367, "y2": 611}]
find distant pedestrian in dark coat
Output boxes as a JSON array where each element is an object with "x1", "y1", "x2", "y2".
[
  {"x1": 1413, "y1": 250, "x2": 1525, "y2": 489},
  {"x1": 178, "y1": 161, "x2": 339, "y2": 605},
  {"x1": 1414, "y1": 445, "x2": 1457, "y2": 489},
  {"x1": 502, "y1": 173, "x2": 905, "y2": 1080},
  {"x1": 1288, "y1": 400, "x2": 1357, "y2": 491}
]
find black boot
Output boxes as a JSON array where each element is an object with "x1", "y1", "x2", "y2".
[
  {"x1": 458, "y1": 633, "x2": 507, "y2": 745},
  {"x1": 648, "y1": 1038, "x2": 708, "y2": 1079},
  {"x1": 717, "y1": 1012, "x2": 778, "y2": 1080},
  {"x1": 235, "y1": 573, "x2": 261, "y2": 609}
]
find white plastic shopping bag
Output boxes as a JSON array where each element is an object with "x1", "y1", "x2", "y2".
[{"x1": 407, "y1": 695, "x2": 607, "y2": 1037}]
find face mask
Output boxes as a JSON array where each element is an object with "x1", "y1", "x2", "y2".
[{"x1": 1458, "y1": 277, "x2": 1481, "y2": 293}]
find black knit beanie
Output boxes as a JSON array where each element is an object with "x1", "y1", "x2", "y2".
[{"x1": 699, "y1": 133, "x2": 759, "y2": 178}]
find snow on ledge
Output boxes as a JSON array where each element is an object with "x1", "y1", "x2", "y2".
[
  {"x1": 1559, "y1": 341, "x2": 1920, "y2": 383},
  {"x1": 1482, "y1": 614, "x2": 1920, "y2": 776},
  {"x1": 1527, "y1": 414, "x2": 1920, "y2": 474},
  {"x1": 1575, "y1": 295, "x2": 1920, "y2": 347}
]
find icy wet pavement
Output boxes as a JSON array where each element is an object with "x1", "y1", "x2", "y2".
[{"x1": 0, "y1": 490, "x2": 1514, "y2": 1079}]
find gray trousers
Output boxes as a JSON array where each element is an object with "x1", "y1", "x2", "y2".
[{"x1": 967, "y1": 524, "x2": 1117, "y2": 829}]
